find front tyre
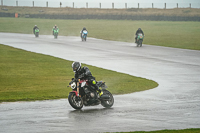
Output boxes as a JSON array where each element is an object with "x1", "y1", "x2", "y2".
[
  {"x1": 136, "y1": 39, "x2": 139, "y2": 47},
  {"x1": 139, "y1": 40, "x2": 143, "y2": 47},
  {"x1": 35, "y1": 33, "x2": 39, "y2": 37},
  {"x1": 68, "y1": 93, "x2": 83, "y2": 109},
  {"x1": 101, "y1": 90, "x2": 114, "y2": 108}
]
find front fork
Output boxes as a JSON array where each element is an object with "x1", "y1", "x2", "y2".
[
  {"x1": 77, "y1": 79, "x2": 80, "y2": 96},
  {"x1": 69, "y1": 79, "x2": 80, "y2": 97}
]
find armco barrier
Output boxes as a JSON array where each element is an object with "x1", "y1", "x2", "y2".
[
  {"x1": 0, "y1": 12, "x2": 200, "y2": 21},
  {"x1": 0, "y1": 12, "x2": 15, "y2": 17}
]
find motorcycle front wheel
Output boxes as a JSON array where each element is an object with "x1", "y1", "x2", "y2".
[
  {"x1": 68, "y1": 93, "x2": 83, "y2": 109},
  {"x1": 139, "y1": 40, "x2": 143, "y2": 47},
  {"x1": 35, "y1": 33, "x2": 39, "y2": 37},
  {"x1": 101, "y1": 90, "x2": 114, "y2": 108}
]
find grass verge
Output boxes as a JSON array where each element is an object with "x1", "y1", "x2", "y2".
[
  {"x1": 0, "y1": 17, "x2": 200, "y2": 50},
  {"x1": 0, "y1": 44, "x2": 158, "y2": 102}
]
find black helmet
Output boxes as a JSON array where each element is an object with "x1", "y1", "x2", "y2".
[
  {"x1": 138, "y1": 28, "x2": 141, "y2": 30},
  {"x1": 72, "y1": 62, "x2": 81, "y2": 72},
  {"x1": 83, "y1": 27, "x2": 86, "y2": 30}
]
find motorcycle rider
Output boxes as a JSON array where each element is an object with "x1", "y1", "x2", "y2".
[
  {"x1": 80, "y1": 27, "x2": 87, "y2": 38},
  {"x1": 135, "y1": 28, "x2": 144, "y2": 43},
  {"x1": 33, "y1": 25, "x2": 39, "y2": 35},
  {"x1": 52, "y1": 24, "x2": 59, "y2": 35},
  {"x1": 71, "y1": 62, "x2": 102, "y2": 99}
]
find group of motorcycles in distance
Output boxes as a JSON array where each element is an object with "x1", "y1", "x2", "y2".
[
  {"x1": 34, "y1": 26, "x2": 59, "y2": 39},
  {"x1": 33, "y1": 26, "x2": 88, "y2": 41},
  {"x1": 33, "y1": 26, "x2": 144, "y2": 46}
]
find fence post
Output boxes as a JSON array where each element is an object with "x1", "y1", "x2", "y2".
[
  {"x1": 99, "y1": 3, "x2": 101, "y2": 9},
  {"x1": 125, "y1": 3, "x2": 127, "y2": 9},
  {"x1": 164, "y1": 3, "x2": 166, "y2": 9},
  {"x1": 138, "y1": 3, "x2": 139, "y2": 9},
  {"x1": 190, "y1": 3, "x2": 191, "y2": 8},
  {"x1": 33, "y1": 1, "x2": 34, "y2": 7},
  {"x1": 46, "y1": 1, "x2": 48, "y2": 7},
  {"x1": 152, "y1": 3, "x2": 153, "y2": 8},
  {"x1": 86, "y1": 2, "x2": 88, "y2": 8},
  {"x1": 177, "y1": 3, "x2": 178, "y2": 8},
  {"x1": 16, "y1": 1, "x2": 18, "y2": 6},
  {"x1": 112, "y1": 3, "x2": 114, "y2": 9},
  {"x1": 73, "y1": 2, "x2": 74, "y2": 8}
]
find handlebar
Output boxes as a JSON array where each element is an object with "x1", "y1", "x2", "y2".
[{"x1": 69, "y1": 78, "x2": 79, "y2": 85}]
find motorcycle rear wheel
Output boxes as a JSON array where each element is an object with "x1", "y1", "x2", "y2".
[
  {"x1": 101, "y1": 90, "x2": 114, "y2": 108},
  {"x1": 68, "y1": 93, "x2": 83, "y2": 109}
]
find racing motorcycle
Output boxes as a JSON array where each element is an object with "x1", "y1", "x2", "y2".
[
  {"x1": 34, "y1": 28, "x2": 39, "y2": 37},
  {"x1": 136, "y1": 33, "x2": 144, "y2": 47},
  {"x1": 53, "y1": 28, "x2": 59, "y2": 39},
  {"x1": 81, "y1": 30, "x2": 88, "y2": 41},
  {"x1": 68, "y1": 78, "x2": 114, "y2": 110}
]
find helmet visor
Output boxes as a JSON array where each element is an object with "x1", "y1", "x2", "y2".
[{"x1": 73, "y1": 67, "x2": 78, "y2": 72}]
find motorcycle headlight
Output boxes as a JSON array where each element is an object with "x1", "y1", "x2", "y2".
[{"x1": 71, "y1": 82, "x2": 76, "y2": 89}]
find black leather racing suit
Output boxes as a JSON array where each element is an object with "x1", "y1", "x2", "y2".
[
  {"x1": 80, "y1": 29, "x2": 88, "y2": 38},
  {"x1": 135, "y1": 29, "x2": 144, "y2": 42},
  {"x1": 74, "y1": 66, "x2": 99, "y2": 92},
  {"x1": 33, "y1": 26, "x2": 38, "y2": 34}
]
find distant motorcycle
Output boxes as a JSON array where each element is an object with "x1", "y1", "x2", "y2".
[
  {"x1": 81, "y1": 30, "x2": 88, "y2": 41},
  {"x1": 68, "y1": 78, "x2": 114, "y2": 110},
  {"x1": 34, "y1": 28, "x2": 39, "y2": 37},
  {"x1": 136, "y1": 33, "x2": 144, "y2": 47},
  {"x1": 53, "y1": 28, "x2": 59, "y2": 39}
]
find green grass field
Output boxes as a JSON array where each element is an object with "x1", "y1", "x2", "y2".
[
  {"x1": 0, "y1": 44, "x2": 158, "y2": 102},
  {"x1": 0, "y1": 17, "x2": 200, "y2": 50}
]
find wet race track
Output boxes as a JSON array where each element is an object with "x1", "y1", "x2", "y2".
[{"x1": 0, "y1": 33, "x2": 200, "y2": 133}]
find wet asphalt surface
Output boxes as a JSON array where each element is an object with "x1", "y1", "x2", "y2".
[{"x1": 0, "y1": 33, "x2": 200, "y2": 133}]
